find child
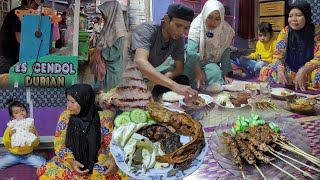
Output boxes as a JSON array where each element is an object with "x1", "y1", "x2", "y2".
[
  {"x1": 0, "y1": 99, "x2": 46, "y2": 170},
  {"x1": 233, "y1": 22, "x2": 277, "y2": 77}
]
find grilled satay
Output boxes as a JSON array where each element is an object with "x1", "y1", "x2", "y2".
[
  {"x1": 245, "y1": 142, "x2": 270, "y2": 163},
  {"x1": 235, "y1": 138, "x2": 256, "y2": 165},
  {"x1": 221, "y1": 132, "x2": 243, "y2": 170}
]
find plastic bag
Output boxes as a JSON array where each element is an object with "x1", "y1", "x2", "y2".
[{"x1": 89, "y1": 48, "x2": 107, "y2": 81}]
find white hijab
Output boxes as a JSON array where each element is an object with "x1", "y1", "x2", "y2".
[{"x1": 188, "y1": 0, "x2": 235, "y2": 62}]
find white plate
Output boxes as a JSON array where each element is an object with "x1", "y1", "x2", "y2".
[
  {"x1": 215, "y1": 101, "x2": 250, "y2": 109},
  {"x1": 213, "y1": 92, "x2": 250, "y2": 109},
  {"x1": 270, "y1": 88, "x2": 295, "y2": 99},
  {"x1": 110, "y1": 130, "x2": 208, "y2": 180},
  {"x1": 179, "y1": 94, "x2": 213, "y2": 107}
]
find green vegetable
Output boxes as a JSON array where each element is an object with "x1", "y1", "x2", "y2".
[
  {"x1": 130, "y1": 109, "x2": 148, "y2": 123},
  {"x1": 144, "y1": 111, "x2": 151, "y2": 119},
  {"x1": 114, "y1": 114, "x2": 131, "y2": 128},
  {"x1": 231, "y1": 127, "x2": 237, "y2": 135},
  {"x1": 147, "y1": 119, "x2": 156, "y2": 125},
  {"x1": 240, "y1": 126, "x2": 246, "y2": 133},
  {"x1": 269, "y1": 122, "x2": 276, "y2": 129},
  {"x1": 121, "y1": 111, "x2": 130, "y2": 116},
  {"x1": 259, "y1": 120, "x2": 266, "y2": 125},
  {"x1": 252, "y1": 120, "x2": 259, "y2": 126},
  {"x1": 273, "y1": 126, "x2": 280, "y2": 133}
]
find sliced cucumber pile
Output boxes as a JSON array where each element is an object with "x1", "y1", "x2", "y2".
[
  {"x1": 231, "y1": 114, "x2": 280, "y2": 135},
  {"x1": 114, "y1": 108, "x2": 156, "y2": 128}
]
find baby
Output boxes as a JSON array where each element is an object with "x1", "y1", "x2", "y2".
[{"x1": 0, "y1": 99, "x2": 46, "y2": 170}]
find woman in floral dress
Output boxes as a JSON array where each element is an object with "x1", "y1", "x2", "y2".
[
  {"x1": 37, "y1": 84, "x2": 127, "y2": 180},
  {"x1": 259, "y1": 0, "x2": 320, "y2": 91}
]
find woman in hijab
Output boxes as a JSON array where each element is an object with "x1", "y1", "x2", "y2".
[
  {"x1": 184, "y1": 0, "x2": 235, "y2": 89},
  {"x1": 94, "y1": 0, "x2": 127, "y2": 92},
  {"x1": 259, "y1": 0, "x2": 320, "y2": 91},
  {"x1": 37, "y1": 84, "x2": 127, "y2": 179}
]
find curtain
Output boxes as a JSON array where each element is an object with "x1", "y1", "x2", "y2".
[{"x1": 238, "y1": 0, "x2": 255, "y2": 39}]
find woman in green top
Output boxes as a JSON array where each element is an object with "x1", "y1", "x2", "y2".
[
  {"x1": 95, "y1": 0, "x2": 127, "y2": 92},
  {"x1": 185, "y1": 0, "x2": 234, "y2": 89}
]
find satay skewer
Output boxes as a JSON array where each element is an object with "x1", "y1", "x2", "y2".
[
  {"x1": 269, "y1": 162, "x2": 299, "y2": 180},
  {"x1": 241, "y1": 170, "x2": 246, "y2": 180},
  {"x1": 267, "y1": 146, "x2": 317, "y2": 180},
  {"x1": 270, "y1": 148, "x2": 320, "y2": 173},
  {"x1": 253, "y1": 164, "x2": 267, "y2": 180},
  {"x1": 274, "y1": 141, "x2": 320, "y2": 166}
]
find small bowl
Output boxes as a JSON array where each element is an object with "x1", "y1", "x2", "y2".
[{"x1": 286, "y1": 95, "x2": 316, "y2": 114}]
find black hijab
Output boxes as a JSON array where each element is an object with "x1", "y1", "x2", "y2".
[
  {"x1": 65, "y1": 84, "x2": 101, "y2": 174},
  {"x1": 286, "y1": 0, "x2": 315, "y2": 73}
]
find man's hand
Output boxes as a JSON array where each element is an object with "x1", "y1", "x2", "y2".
[
  {"x1": 102, "y1": 156, "x2": 118, "y2": 177},
  {"x1": 294, "y1": 67, "x2": 307, "y2": 91},
  {"x1": 172, "y1": 83, "x2": 198, "y2": 101},
  {"x1": 224, "y1": 75, "x2": 233, "y2": 84},
  {"x1": 9, "y1": 129, "x2": 16, "y2": 137},
  {"x1": 276, "y1": 65, "x2": 288, "y2": 84},
  {"x1": 66, "y1": 159, "x2": 89, "y2": 175},
  {"x1": 194, "y1": 69, "x2": 206, "y2": 89}
]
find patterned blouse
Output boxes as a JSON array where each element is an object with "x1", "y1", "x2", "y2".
[
  {"x1": 54, "y1": 110, "x2": 114, "y2": 165},
  {"x1": 272, "y1": 25, "x2": 320, "y2": 70}
]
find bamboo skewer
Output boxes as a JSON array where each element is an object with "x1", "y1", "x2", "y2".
[
  {"x1": 270, "y1": 149, "x2": 320, "y2": 173},
  {"x1": 286, "y1": 141, "x2": 320, "y2": 162},
  {"x1": 269, "y1": 161, "x2": 299, "y2": 180},
  {"x1": 241, "y1": 170, "x2": 246, "y2": 180},
  {"x1": 254, "y1": 164, "x2": 267, "y2": 180},
  {"x1": 275, "y1": 141, "x2": 320, "y2": 165},
  {"x1": 267, "y1": 146, "x2": 317, "y2": 180}
]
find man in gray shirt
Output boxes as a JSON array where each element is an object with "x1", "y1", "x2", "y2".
[{"x1": 131, "y1": 3, "x2": 198, "y2": 99}]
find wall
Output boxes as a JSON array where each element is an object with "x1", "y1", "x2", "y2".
[
  {"x1": 152, "y1": 0, "x2": 172, "y2": 22},
  {"x1": 129, "y1": 0, "x2": 151, "y2": 31}
]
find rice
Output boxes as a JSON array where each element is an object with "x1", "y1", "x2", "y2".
[{"x1": 162, "y1": 91, "x2": 184, "y2": 102}]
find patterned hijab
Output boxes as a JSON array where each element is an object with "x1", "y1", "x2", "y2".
[
  {"x1": 286, "y1": 0, "x2": 315, "y2": 72},
  {"x1": 96, "y1": 0, "x2": 127, "y2": 49},
  {"x1": 188, "y1": 0, "x2": 234, "y2": 62},
  {"x1": 65, "y1": 84, "x2": 101, "y2": 174}
]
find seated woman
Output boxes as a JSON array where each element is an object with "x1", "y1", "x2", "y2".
[
  {"x1": 184, "y1": 0, "x2": 234, "y2": 89},
  {"x1": 259, "y1": 0, "x2": 320, "y2": 91},
  {"x1": 37, "y1": 84, "x2": 127, "y2": 179}
]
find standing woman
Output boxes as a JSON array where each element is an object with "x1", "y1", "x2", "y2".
[
  {"x1": 259, "y1": 0, "x2": 320, "y2": 91},
  {"x1": 185, "y1": 0, "x2": 234, "y2": 89},
  {"x1": 37, "y1": 84, "x2": 127, "y2": 179},
  {"x1": 95, "y1": 0, "x2": 127, "y2": 92}
]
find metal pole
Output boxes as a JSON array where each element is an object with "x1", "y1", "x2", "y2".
[{"x1": 72, "y1": 0, "x2": 80, "y2": 56}]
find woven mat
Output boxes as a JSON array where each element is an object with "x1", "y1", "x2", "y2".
[{"x1": 184, "y1": 119, "x2": 320, "y2": 180}]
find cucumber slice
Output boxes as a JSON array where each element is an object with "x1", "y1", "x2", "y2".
[
  {"x1": 145, "y1": 111, "x2": 151, "y2": 119},
  {"x1": 130, "y1": 109, "x2": 147, "y2": 123},
  {"x1": 114, "y1": 114, "x2": 131, "y2": 128},
  {"x1": 147, "y1": 119, "x2": 156, "y2": 125},
  {"x1": 121, "y1": 111, "x2": 130, "y2": 116}
]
